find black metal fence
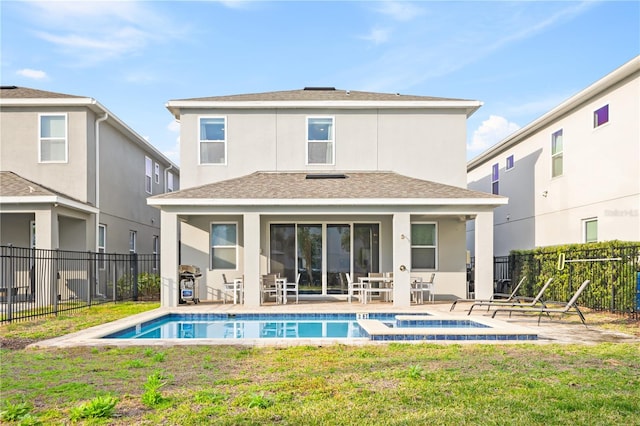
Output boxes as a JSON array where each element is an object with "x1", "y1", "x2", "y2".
[
  {"x1": 473, "y1": 244, "x2": 640, "y2": 318},
  {"x1": 1, "y1": 245, "x2": 160, "y2": 323}
]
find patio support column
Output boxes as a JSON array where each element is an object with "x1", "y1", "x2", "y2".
[
  {"x1": 474, "y1": 210, "x2": 494, "y2": 300},
  {"x1": 392, "y1": 212, "x2": 411, "y2": 307},
  {"x1": 243, "y1": 213, "x2": 261, "y2": 307},
  {"x1": 160, "y1": 210, "x2": 179, "y2": 307},
  {"x1": 35, "y1": 207, "x2": 57, "y2": 306}
]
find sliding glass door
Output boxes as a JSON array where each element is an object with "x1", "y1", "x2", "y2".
[{"x1": 269, "y1": 223, "x2": 379, "y2": 296}]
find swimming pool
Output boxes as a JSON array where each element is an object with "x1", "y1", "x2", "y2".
[{"x1": 103, "y1": 313, "x2": 537, "y2": 341}]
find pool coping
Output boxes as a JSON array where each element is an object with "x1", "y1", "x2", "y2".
[{"x1": 28, "y1": 307, "x2": 539, "y2": 348}]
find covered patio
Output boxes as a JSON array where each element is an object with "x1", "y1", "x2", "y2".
[{"x1": 148, "y1": 171, "x2": 506, "y2": 308}]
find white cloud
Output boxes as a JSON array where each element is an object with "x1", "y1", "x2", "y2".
[
  {"x1": 359, "y1": 27, "x2": 391, "y2": 45},
  {"x1": 163, "y1": 136, "x2": 181, "y2": 166},
  {"x1": 167, "y1": 120, "x2": 180, "y2": 132},
  {"x1": 23, "y1": 1, "x2": 187, "y2": 66},
  {"x1": 16, "y1": 68, "x2": 48, "y2": 80},
  {"x1": 374, "y1": 1, "x2": 426, "y2": 21},
  {"x1": 468, "y1": 115, "x2": 520, "y2": 152}
]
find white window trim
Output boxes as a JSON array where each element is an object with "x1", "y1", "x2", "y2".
[
  {"x1": 129, "y1": 230, "x2": 137, "y2": 254},
  {"x1": 306, "y1": 115, "x2": 335, "y2": 166},
  {"x1": 145, "y1": 156, "x2": 153, "y2": 194},
  {"x1": 491, "y1": 163, "x2": 499, "y2": 195},
  {"x1": 505, "y1": 154, "x2": 515, "y2": 171},
  {"x1": 582, "y1": 217, "x2": 598, "y2": 243},
  {"x1": 410, "y1": 222, "x2": 438, "y2": 271},
  {"x1": 593, "y1": 103, "x2": 610, "y2": 130},
  {"x1": 38, "y1": 113, "x2": 68, "y2": 163},
  {"x1": 167, "y1": 172, "x2": 174, "y2": 192},
  {"x1": 154, "y1": 162, "x2": 160, "y2": 184},
  {"x1": 551, "y1": 129, "x2": 563, "y2": 178},
  {"x1": 98, "y1": 224, "x2": 106, "y2": 269},
  {"x1": 198, "y1": 115, "x2": 228, "y2": 166},
  {"x1": 210, "y1": 221, "x2": 238, "y2": 270},
  {"x1": 152, "y1": 235, "x2": 159, "y2": 271}
]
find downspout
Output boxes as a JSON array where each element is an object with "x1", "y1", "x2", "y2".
[{"x1": 164, "y1": 164, "x2": 173, "y2": 193}]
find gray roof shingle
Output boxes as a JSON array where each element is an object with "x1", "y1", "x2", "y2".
[
  {"x1": 150, "y1": 171, "x2": 502, "y2": 201},
  {"x1": 173, "y1": 88, "x2": 473, "y2": 103},
  {"x1": 0, "y1": 171, "x2": 85, "y2": 204},
  {"x1": 0, "y1": 86, "x2": 84, "y2": 99}
]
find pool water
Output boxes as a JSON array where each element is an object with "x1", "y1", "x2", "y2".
[{"x1": 104, "y1": 313, "x2": 501, "y2": 340}]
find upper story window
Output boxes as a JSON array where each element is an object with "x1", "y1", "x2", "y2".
[
  {"x1": 145, "y1": 156, "x2": 152, "y2": 194},
  {"x1": 551, "y1": 129, "x2": 563, "y2": 178},
  {"x1": 39, "y1": 113, "x2": 67, "y2": 163},
  {"x1": 491, "y1": 163, "x2": 499, "y2": 195},
  {"x1": 594, "y1": 104, "x2": 609, "y2": 128},
  {"x1": 167, "y1": 172, "x2": 174, "y2": 192},
  {"x1": 506, "y1": 155, "x2": 514, "y2": 171},
  {"x1": 411, "y1": 222, "x2": 437, "y2": 270},
  {"x1": 211, "y1": 223, "x2": 237, "y2": 269},
  {"x1": 307, "y1": 117, "x2": 334, "y2": 165},
  {"x1": 199, "y1": 117, "x2": 226, "y2": 165},
  {"x1": 154, "y1": 162, "x2": 160, "y2": 184},
  {"x1": 152, "y1": 235, "x2": 159, "y2": 271}
]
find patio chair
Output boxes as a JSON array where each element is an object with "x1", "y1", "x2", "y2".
[
  {"x1": 411, "y1": 273, "x2": 435, "y2": 304},
  {"x1": 491, "y1": 279, "x2": 590, "y2": 326},
  {"x1": 261, "y1": 274, "x2": 279, "y2": 304},
  {"x1": 346, "y1": 273, "x2": 363, "y2": 303},
  {"x1": 467, "y1": 277, "x2": 553, "y2": 315},
  {"x1": 450, "y1": 276, "x2": 526, "y2": 311},
  {"x1": 222, "y1": 274, "x2": 243, "y2": 304},
  {"x1": 283, "y1": 273, "x2": 300, "y2": 304}
]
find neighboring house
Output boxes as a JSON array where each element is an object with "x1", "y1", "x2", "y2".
[
  {"x1": 0, "y1": 86, "x2": 179, "y2": 266},
  {"x1": 467, "y1": 56, "x2": 639, "y2": 257},
  {"x1": 149, "y1": 87, "x2": 506, "y2": 307}
]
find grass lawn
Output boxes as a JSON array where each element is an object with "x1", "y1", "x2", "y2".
[{"x1": 1, "y1": 303, "x2": 639, "y2": 425}]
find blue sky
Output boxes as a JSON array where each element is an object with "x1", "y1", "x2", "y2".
[{"x1": 2, "y1": 1, "x2": 638, "y2": 166}]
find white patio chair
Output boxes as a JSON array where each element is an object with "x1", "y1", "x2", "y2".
[
  {"x1": 261, "y1": 274, "x2": 279, "y2": 304},
  {"x1": 346, "y1": 273, "x2": 363, "y2": 303},
  {"x1": 283, "y1": 273, "x2": 300, "y2": 304}
]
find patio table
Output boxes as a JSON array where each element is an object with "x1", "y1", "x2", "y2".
[{"x1": 358, "y1": 276, "x2": 393, "y2": 304}]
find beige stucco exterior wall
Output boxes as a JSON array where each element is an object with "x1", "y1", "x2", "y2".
[
  {"x1": 467, "y1": 65, "x2": 640, "y2": 255},
  {"x1": 178, "y1": 108, "x2": 469, "y2": 189}
]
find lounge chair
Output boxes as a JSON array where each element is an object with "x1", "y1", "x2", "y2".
[
  {"x1": 467, "y1": 277, "x2": 554, "y2": 315},
  {"x1": 491, "y1": 279, "x2": 590, "y2": 325},
  {"x1": 450, "y1": 276, "x2": 526, "y2": 311}
]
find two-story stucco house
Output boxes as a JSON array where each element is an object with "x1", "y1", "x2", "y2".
[
  {"x1": 0, "y1": 86, "x2": 180, "y2": 258},
  {"x1": 467, "y1": 56, "x2": 639, "y2": 256},
  {"x1": 149, "y1": 87, "x2": 506, "y2": 307}
]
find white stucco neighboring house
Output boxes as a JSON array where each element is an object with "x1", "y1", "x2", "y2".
[
  {"x1": 467, "y1": 56, "x2": 640, "y2": 257},
  {"x1": 149, "y1": 87, "x2": 507, "y2": 307}
]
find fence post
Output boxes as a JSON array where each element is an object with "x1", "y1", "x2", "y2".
[
  {"x1": 88, "y1": 251, "x2": 94, "y2": 307},
  {"x1": 6, "y1": 245, "x2": 15, "y2": 322},
  {"x1": 132, "y1": 253, "x2": 139, "y2": 301},
  {"x1": 53, "y1": 249, "x2": 59, "y2": 316}
]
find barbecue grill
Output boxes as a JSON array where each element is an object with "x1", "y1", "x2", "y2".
[{"x1": 179, "y1": 265, "x2": 202, "y2": 304}]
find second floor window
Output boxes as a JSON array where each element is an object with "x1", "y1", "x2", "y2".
[
  {"x1": 506, "y1": 155, "x2": 514, "y2": 171},
  {"x1": 39, "y1": 114, "x2": 67, "y2": 162},
  {"x1": 491, "y1": 163, "x2": 499, "y2": 195},
  {"x1": 594, "y1": 104, "x2": 609, "y2": 128},
  {"x1": 551, "y1": 129, "x2": 563, "y2": 178},
  {"x1": 167, "y1": 172, "x2": 174, "y2": 192},
  {"x1": 145, "y1": 157, "x2": 153, "y2": 194},
  {"x1": 154, "y1": 162, "x2": 160, "y2": 184},
  {"x1": 199, "y1": 117, "x2": 226, "y2": 164},
  {"x1": 307, "y1": 117, "x2": 334, "y2": 165},
  {"x1": 583, "y1": 218, "x2": 598, "y2": 243}
]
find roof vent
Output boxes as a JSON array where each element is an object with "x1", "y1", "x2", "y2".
[
  {"x1": 1, "y1": 86, "x2": 18, "y2": 90},
  {"x1": 305, "y1": 173, "x2": 347, "y2": 180},
  {"x1": 303, "y1": 87, "x2": 336, "y2": 91}
]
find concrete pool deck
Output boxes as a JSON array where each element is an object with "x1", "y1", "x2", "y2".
[{"x1": 28, "y1": 299, "x2": 640, "y2": 348}]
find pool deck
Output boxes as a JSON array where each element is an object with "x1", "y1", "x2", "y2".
[{"x1": 28, "y1": 299, "x2": 640, "y2": 348}]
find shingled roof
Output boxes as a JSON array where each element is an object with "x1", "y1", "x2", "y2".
[
  {"x1": 149, "y1": 171, "x2": 503, "y2": 203},
  {"x1": 173, "y1": 88, "x2": 472, "y2": 103},
  {"x1": 0, "y1": 86, "x2": 84, "y2": 99}
]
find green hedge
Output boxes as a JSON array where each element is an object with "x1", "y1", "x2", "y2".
[{"x1": 509, "y1": 241, "x2": 640, "y2": 313}]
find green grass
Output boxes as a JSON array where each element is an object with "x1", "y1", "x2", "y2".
[{"x1": 1, "y1": 303, "x2": 639, "y2": 425}]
